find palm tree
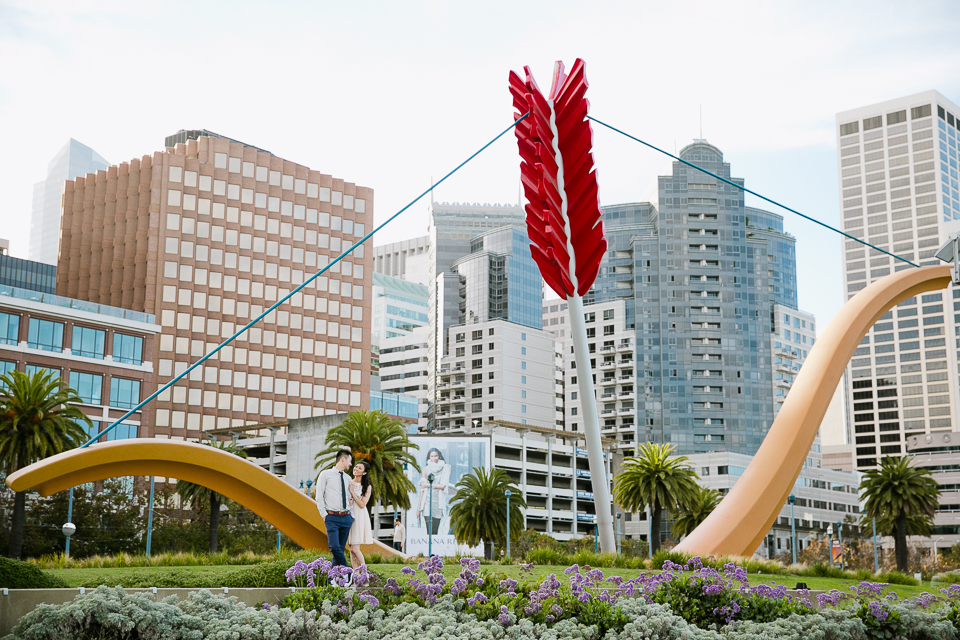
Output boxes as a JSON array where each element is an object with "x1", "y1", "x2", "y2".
[
  {"x1": 671, "y1": 484, "x2": 721, "y2": 540},
  {"x1": 613, "y1": 443, "x2": 700, "y2": 554},
  {"x1": 176, "y1": 440, "x2": 247, "y2": 553},
  {"x1": 860, "y1": 456, "x2": 940, "y2": 572},
  {"x1": 0, "y1": 369, "x2": 91, "y2": 559},
  {"x1": 448, "y1": 467, "x2": 525, "y2": 560},
  {"x1": 314, "y1": 410, "x2": 420, "y2": 525}
]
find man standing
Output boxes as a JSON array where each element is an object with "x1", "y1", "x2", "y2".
[
  {"x1": 317, "y1": 449, "x2": 354, "y2": 567},
  {"x1": 392, "y1": 517, "x2": 405, "y2": 553}
]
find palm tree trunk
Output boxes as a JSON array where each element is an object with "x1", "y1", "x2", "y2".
[
  {"x1": 7, "y1": 490, "x2": 26, "y2": 559},
  {"x1": 209, "y1": 492, "x2": 220, "y2": 553},
  {"x1": 651, "y1": 502, "x2": 662, "y2": 555},
  {"x1": 895, "y1": 513, "x2": 908, "y2": 572}
]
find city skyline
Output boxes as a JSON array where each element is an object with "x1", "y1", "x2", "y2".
[{"x1": 3, "y1": 2, "x2": 960, "y2": 335}]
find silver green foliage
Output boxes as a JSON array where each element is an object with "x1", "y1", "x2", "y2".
[{"x1": 4, "y1": 586, "x2": 960, "y2": 640}]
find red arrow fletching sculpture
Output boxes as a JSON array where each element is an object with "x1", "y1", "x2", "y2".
[
  {"x1": 509, "y1": 59, "x2": 615, "y2": 553},
  {"x1": 509, "y1": 58, "x2": 607, "y2": 298}
]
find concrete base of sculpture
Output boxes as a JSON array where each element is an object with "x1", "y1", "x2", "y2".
[
  {"x1": 676, "y1": 264, "x2": 952, "y2": 557},
  {"x1": 5, "y1": 439, "x2": 404, "y2": 560}
]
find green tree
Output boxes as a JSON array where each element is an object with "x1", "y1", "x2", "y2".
[
  {"x1": 0, "y1": 370, "x2": 91, "y2": 559},
  {"x1": 613, "y1": 443, "x2": 700, "y2": 554},
  {"x1": 860, "y1": 455, "x2": 940, "y2": 572},
  {"x1": 671, "y1": 484, "x2": 721, "y2": 540},
  {"x1": 176, "y1": 440, "x2": 248, "y2": 553},
  {"x1": 448, "y1": 467, "x2": 525, "y2": 560},
  {"x1": 314, "y1": 410, "x2": 420, "y2": 513}
]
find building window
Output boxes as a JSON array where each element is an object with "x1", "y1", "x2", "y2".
[
  {"x1": 603, "y1": 309, "x2": 614, "y2": 320},
  {"x1": 472, "y1": 403, "x2": 482, "y2": 412},
  {"x1": 110, "y1": 378, "x2": 141, "y2": 409},
  {"x1": 25, "y1": 364, "x2": 59, "y2": 380},
  {"x1": 521, "y1": 361, "x2": 526, "y2": 370},
  {"x1": 521, "y1": 405, "x2": 527, "y2": 413},
  {"x1": 521, "y1": 347, "x2": 526, "y2": 355},
  {"x1": 69, "y1": 371, "x2": 103, "y2": 405},
  {"x1": 113, "y1": 334, "x2": 144, "y2": 365},
  {"x1": 586, "y1": 328, "x2": 596, "y2": 338},
  {"x1": 521, "y1": 333, "x2": 526, "y2": 341},
  {"x1": 472, "y1": 330, "x2": 483, "y2": 340},
  {"x1": 72, "y1": 326, "x2": 106, "y2": 359},
  {"x1": 472, "y1": 359, "x2": 482, "y2": 369},
  {"x1": 0, "y1": 360, "x2": 15, "y2": 386},
  {"x1": 0, "y1": 312, "x2": 19, "y2": 346},
  {"x1": 27, "y1": 318, "x2": 64, "y2": 353},
  {"x1": 521, "y1": 375, "x2": 526, "y2": 384},
  {"x1": 521, "y1": 390, "x2": 527, "y2": 399}
]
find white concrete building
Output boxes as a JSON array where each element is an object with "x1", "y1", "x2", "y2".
[
  {"x1": 906, "y1": 431, "x2": 960, "y2": 547},
  {"x1": 436, "y1": 319, "x2": 558, "y2": 431},
  {"x1": 837, "y1": 91, "x2": 960, "y2": 471},
  {"x1": 542, "y1": 299, "x2": 570, "y2": 339},
  {"x1": 559, "y1": 300, "x2": 636, "y2": 450},
  {"x1": 373, "y1": 236, "x2": 431, "y2": 288},
  {"x1": 683, "y1": 451, "x2": 862, "y2": 559}
]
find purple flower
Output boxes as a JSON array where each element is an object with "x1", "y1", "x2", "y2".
[
  {"x1": 867, "y1": 601, "x2": 889, "y2": 622},
  {"x1": 401, "y1": 566, "x2": 415, "y2": 575},
  {"x1": 359, "y1": 594, "x2": 380, "y2": 607},
  {"x1": 476, "y1": 577, "x2": 484, "y2": 586}
]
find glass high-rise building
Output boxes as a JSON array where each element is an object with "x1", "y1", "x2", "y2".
[
  {"x1": 836, "y1": 90, "x2": 960, "y2": 470},
  {"x1": 452, "y1": 226, "x2": 543, "y2": 330},
  {"x1": 426, "y1": 201, "x2": 525, "y2": 427},
  {"x1": 30, "y1": 139, "x2": 110, "y2": 265},
  {"x1": 591, "y1": 141, "x2": 799, "y2": 456}
]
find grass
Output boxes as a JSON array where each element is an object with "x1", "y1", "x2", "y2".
[{"x1": 47, "y1": 562, "x2": 940, "y2": 600}]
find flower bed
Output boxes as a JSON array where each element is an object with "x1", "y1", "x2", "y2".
[{"x1": 8, "y1": 556, "x2": 960, "y2": 639}]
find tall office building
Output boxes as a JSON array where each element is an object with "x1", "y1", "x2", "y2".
[
  {"x1": 836, "y1": 91, "x2": 960, "y2": 470},
  {"x1": 373, "y1": 236, "x2": 431, "y2": 287},
  {"x1": 426, "y1": 201, "x2": 525, "y2": 427},
  {"x1": 371, "y1": 272, "x2": 430, "y2": 428},
  {"x1": 30, "y1": 139, "x2": 110, "y2": 265},
  {"x1": 57, "y1": 133, "x2": 373, "y2": 439},
  {"x1": 452, "y1": 226, "x2": 543, "y2": 330},
  {"x1": 591, "y1": 141, "x2": 800, "y2": 456}
]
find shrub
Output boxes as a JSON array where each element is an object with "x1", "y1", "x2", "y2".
[
  {"x1": 0, "y1": 556, "x2": 68, "y2": 589},
  {"x1": 877, "y1": 570, "x2": 921, "y2": 586},
  {"x1": 524, "y1": 547, "x2": 566, "y2": 566},
  {"x1": 797, "y1": 562, "x2": 850, "y2": 579}
]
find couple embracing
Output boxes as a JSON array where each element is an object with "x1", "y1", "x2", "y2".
[{"x1": 317, "y1": 450, "x2": 374, "y2": 570}]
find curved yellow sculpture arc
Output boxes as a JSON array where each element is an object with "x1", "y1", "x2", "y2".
[
  {"x1": 5, "y1": 439, "x2": 403, "y2": 559},
  {"x1": 676, "y1": 264, "x2": 953, "y2": 557}
]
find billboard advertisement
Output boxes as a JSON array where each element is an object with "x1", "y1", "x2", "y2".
[{"x1": 404, "y1": 435, "x2": 490, "y2": 557}]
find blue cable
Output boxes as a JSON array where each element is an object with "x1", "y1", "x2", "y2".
[
  {"x1": 81, "y1": 113, "x2": 529, "y2": 447},
  {"x1": 587, "y1": 115, "x2": 919, "y2": 269}
]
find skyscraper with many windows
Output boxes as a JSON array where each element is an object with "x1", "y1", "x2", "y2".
[
  {"x1": 56, "y1": 133, "x2": 373, "y2": 439},
  {"x1": 30, "y1": 139, "x2": 110, "y2": 265},
  {"x1": 590, "y1": 141, "x2": 799, "y2": 456},
  {"x1": 836, "y1": 91, "x2": 960, "y2": 470}
]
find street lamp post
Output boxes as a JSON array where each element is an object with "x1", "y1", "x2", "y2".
[
  {"x1": 617, "y1": 512, "x2": 622, "y2": 556},
  {"x1": 64, "y1": 487, "x2": 75, "y2": 556},
  {"x1": 505, "y1": 490, "x2": 511, "y2": 559},
  {"x1": 788, "y1": 495, "x2": 797, "y2": 565},
  {"x1": 428, "y1": 473, "x2": 435, "y2": 558},
  {"x1": 836, "y1": 521, "x2": 844, "y2": 571},
  {"x1": 145, "y1": 476, "x2": 156, "y2": 557},
  {"x1": 827, "y1": 523, "x2": 834, "y2": 567}
]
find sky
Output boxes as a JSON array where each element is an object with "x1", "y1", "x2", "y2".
[{"x1": 2, "y1": 1, "x2": 960, "y2": 332}]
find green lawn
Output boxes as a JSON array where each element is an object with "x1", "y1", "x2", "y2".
[
  {"x1": 49, "y1": 564, "x2": 261, "y2": 588},
  {"x1": 49, "y1": 562, "x2": 941, "y2": 600}
]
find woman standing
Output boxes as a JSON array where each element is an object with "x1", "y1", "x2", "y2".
[
  {"x1": 347, "y1": 460, "x2": 373, "y2": 569},
  {"x1": 415, "y1": 448, "x2": 451, "y2": 534}
]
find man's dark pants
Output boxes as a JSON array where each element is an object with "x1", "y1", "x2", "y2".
[
  {"x1": 324, "y1": 512, "x2": 354, "y2": 567},
  {"x1": 393, "y1": 542, "x2": 403, "y2": 552}
]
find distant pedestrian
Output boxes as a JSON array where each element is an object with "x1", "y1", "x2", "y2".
[
  {"x1": 392, "y1": 518, "x2": 405, "y2": 553},
  {"x1": 317, "y1": 449, "x2": 354, "y2": 567}
]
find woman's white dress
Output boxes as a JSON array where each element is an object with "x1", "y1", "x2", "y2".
[{"x1": 348, "y1": 482, "x2": 374, "y2": 545}]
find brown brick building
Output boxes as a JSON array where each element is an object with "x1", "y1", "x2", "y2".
[
  {"x1": 0, "y1": 285, "x2": 159, "y2": 439},
  {"x1": 57, "y1": 134, "x2": 373, "y2": 439}
]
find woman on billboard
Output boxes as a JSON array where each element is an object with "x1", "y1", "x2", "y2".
[{"x1": 415, "y1": 448, "x2": 451, "y2": 534}]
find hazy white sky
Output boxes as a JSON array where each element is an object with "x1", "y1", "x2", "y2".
[{"x1": 2, "y1": 1, "x2": 960, "y2": 331}]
